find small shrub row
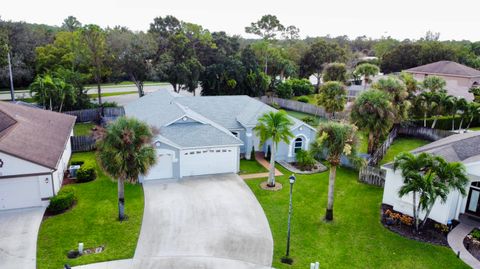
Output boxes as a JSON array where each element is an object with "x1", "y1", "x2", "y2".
[
  {"x1": 297, "y1": 96, "x2": 310, "y2": 103},
  {"x1": 47, "y1": 187, "x2": 77, "y2": 215},
  {"x1": 301, "y1": 116, "x2": 316, "y2": 126},
  {"x1": 70, "y1": 160, "x2": 85, "y2": 166},
  {"x1": 295, "y1": 149, "x2": 316, "y2": 171}
]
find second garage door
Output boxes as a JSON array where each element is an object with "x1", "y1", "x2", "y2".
[{"x1": 180, "y1": 147, "x2": 238, "y2": 177}]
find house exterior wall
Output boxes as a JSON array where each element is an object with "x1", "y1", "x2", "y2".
[
  {"x1": 261, "y1": 124, "x2": 316, "y2": 162},
  {"x1": 382, "y1": 162, "x2": 480, "y2": 225},
  {"x1": 411, "y1": 73, "x2": 479, "y2": 101}
]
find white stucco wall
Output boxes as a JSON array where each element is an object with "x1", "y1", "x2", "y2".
[{"x1": 0, "y1": 152, "x2": 50, "y2": 177}]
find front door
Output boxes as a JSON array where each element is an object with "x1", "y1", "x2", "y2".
[{"x1": 466, "y1": 183, "x2": 480, "y2": 216}]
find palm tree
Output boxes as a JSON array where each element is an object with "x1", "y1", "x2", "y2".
[
  {"x1": 422, "y1": 76, "x2": 447, "y2": 93},
  {"x1": 419, "y1": 157, "x2": 468, "y2": 228},
  {"x1": 310, "y1": 122, "x2": 361, "y2": 221},
  {"x1": 354, "y1": 63, "x2": 380, "y2": 89},
  {"x1": 456, "y1": 98, "x2": 468, "y2": 131},
  {"x1": 465, "y1": 102, "x2": 480, "y2": 131},
  {"x1": 416, "y1": 91, "x2": 435, "y2": 127},
  {"x1": 431, "y1": 93, "x2": 454, "y2": 129},
  {"x1": 393, "y1": 152, "x2": 434, "y2": 231},
  {"x1": 97, "y1": 117, "x2": 157, "y2": 220},
  {"x1": 372, "y1": 77, "x2": 411, "y2": 124},
  {"x1": 350, "y1": 89, "x2": 394, "y2": 154},
  {"x1": 254, "y1": 111, "x2": 294, "y2": 187},
  {"x1": 316, "y1": 81, "x2": 347, "y2": 119},
  {"x1": 394, "y1": 152, "x2": 468, "y2": 231}
]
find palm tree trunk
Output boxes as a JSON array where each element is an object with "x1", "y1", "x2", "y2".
[
  {"x1": 424, "y1": 112, "x2": 427, "y2": 127},
  {"x1": 458, "y1": 117, "x2": 464, "y2": 131},
  {"x1": 363, "y1": 76, "x2": 368, "y2": 89},
  {"x1": 420, "y1": 204, "x2": 434, "y2": 229},
  {"x1": 118, "y1": 178, "x2": 125, "y2": 221},
  {"x1": 467, "y1": 117, "x2": 474, "y2": 130},
  {"x1": 367, "y1": 132, "x2": 374, "y2": 155},
  {"x1": 325, "y1": 165, "x2": 337, "y2": 221},
  {"x1": 97, "y1": 83, "x2": 102, "y2": 106},
  {"x1": 452, "y1": 114, "x2": 456, "y2": 131},
  {"x1": 431, "y1": 117, "x2": 438, "y2": 129},
  {"x1": 413, "y1": 191, "x2": 418, "y2": 232},
  {"x1": 267, "y1": 143, "x2": 276, "y2": 187}
]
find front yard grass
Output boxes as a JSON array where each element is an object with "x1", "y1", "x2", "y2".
[
  {"x1": 73, "y1": 123, "x2": 95, "y2": 136},
  {"x1": 246, "y1": 166, "x2": 468, "y2": 269},
  {"x1": 379, "y1": 137, "x2": 429, "y2": 165},
  {"x1": 37, "y1": 152, "x2": 144, "y2": 269},
  {"x1": 239, "y1": 159, "x2": 268, "y2": 174},
  {"x1": 285, "y1": 110, "x2": 325, "y2": 127}
]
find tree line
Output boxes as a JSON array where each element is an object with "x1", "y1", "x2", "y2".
[{"x1": 1, "y1": 15, "x2": 480, "y2": 111}]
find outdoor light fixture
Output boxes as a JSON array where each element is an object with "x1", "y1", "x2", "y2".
[
  {"x1": 44, "y1": 178, "x2": 49, "y2": 184},
  {"x1": 282, "y1": 174, "x2": 296, "y2": 264}
]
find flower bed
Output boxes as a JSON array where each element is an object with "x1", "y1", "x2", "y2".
[
  {"x1": 464, "y1": 229, "x2": 480, "y2": 261},
  {"x1": 381, "y1": 204, "x2": 456, "y2": 246}
]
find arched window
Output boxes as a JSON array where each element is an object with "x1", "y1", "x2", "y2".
[{"x1": 294, "y1": 137, "x2": 303, "y2": 153}]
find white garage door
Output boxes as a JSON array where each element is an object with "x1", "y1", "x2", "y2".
[
  {"x1": 145, "y1": 153, "x2": 173, "y2": 180},
  {"x1": 0, "y1": 177, "x2": 42, "y2": 210},
  {"x1": 180, "y1": 147, "x2": 238, "y2": 177}
]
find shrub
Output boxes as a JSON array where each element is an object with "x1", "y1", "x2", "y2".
[
  {"x1": 323, "y1": 63, "x2": 347, "y2": 83},
  {"x1": 47, "y1": 187, "x2": 76, "y2": 215},
  {"x1": 472, "y1": 229, "x2": 480, "y2": 240},
  {"x1": 295, "y1": 149, "x2": 316, "y2": 171},
  {"x1": 435, "y1": 223, "x2": 450, "y2": 234},
  {"x1": 271, "y1": 102, "x2": 281, "y2": 109},
  {"x1": 102, "y1": 101, "x2": 118, "y2": 108},
  {"x1": 290, "y1": 78, "x2": 314, "y2": 96},
  {"x1": 76, "y1": 164, "x2": 97, "y2": 183},
  {"x1": 297, "y1": 96, "x2": 310, "y2": 103},
  {"x1": 275, "y1": 82, "x2": 294, "y2": 99},
  {"x1": 70, "y1": 160, "x2": 84, "y2": 166},
  {"x1": 301, "y1": 116, "x2": 316, "y2": 125}
]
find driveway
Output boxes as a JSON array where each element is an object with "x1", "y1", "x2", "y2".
[
  {"x1": 135, "y1": 174, "x2": 273, "y2": 268},
  {"x1": 0, "y1": 207, "x2": 46, "y2": 269}
]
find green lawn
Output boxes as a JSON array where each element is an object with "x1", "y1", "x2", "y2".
[
  {"x1": 73, "y1": 123, "x2": 95, "y2": 136},
  {"x1": 285, "y1": 110, "x2": 325, "y2": 127},
  {"x1": 87, "y1": 91, "x2": 138, "y2": 98},
  {"x1": 380, "y1": 137, "x2": 430, "y2": 165},
  {"x1": 293, "y1": 94, "x2": 317, "y2": 105},
  {"x1": 37, "y1": 152, "x2": 144, "y2": 269},
  {"x1": 246, "y1": 166, "x2": 468, "y2": 269},
  {"x1": 239, "y1": 159, "x2": 268, "y2": 174}
]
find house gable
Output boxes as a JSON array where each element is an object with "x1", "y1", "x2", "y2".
[{"x1": 0, "y1": 151, "x2": 51, "y2": 177}]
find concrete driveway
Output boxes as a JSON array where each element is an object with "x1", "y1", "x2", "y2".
[
  {"x1": 134, "y1": 174, "x2": 273, "y2": 268},
  {"x1": 0, "y1": 207, "x2": 46, "y2": 269}
]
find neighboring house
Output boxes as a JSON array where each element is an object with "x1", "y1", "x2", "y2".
[
  {"x1": 405, "y1": 61, "x2": 480, "y2": 101},
  {"x1": 382, "y1": 132, "x2": 480, "y2": 225},
  {"x1": 125, "y1": 91, "x2": 316, "y2": 181},
  {"x1": 0, "y1": 102, "x2": 76, "y2": 210}
]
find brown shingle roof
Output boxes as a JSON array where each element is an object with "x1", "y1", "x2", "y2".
[
  {"x1": 0, "y1": 102, "x2": 76, "y2": 169},
  {"x1": 405, "y1": 61, "x2": 480, "y2": 78}
]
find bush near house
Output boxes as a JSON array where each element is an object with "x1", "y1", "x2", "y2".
[
  {"x1": 76, "y1": 164, "x2": 97, "y2": 183},
  {"x1": 276, "y1": 79, "x2": 315, "y2": 99},
  {"x1": 47, "y1": 187, "x2": 77, "y2": 215},
  {"x1": 295, "y1": 149, "x2": 316, "y2": 171},
  {"x1": 297, "y1": 96, "x2": 310, "y2": 103}
]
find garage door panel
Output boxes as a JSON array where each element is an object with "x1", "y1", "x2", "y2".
[
  {"x1": 145, "y1": 153, "x2": 173, "y2": 180},
  {"x1": 0, "y1": 177, "x2": 42, "y2": 210},
  {"x1": 181, "y1": 147, "x2": 237, "y2": 177}
]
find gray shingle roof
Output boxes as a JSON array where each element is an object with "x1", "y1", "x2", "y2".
[
  {"x1": 0, "y1": 101, "x2": 76, "y2": 169},
  {"x1": 160, "y1": 123, "x2": 243, "y2": 148},
  {"x1": 405, "y1": 61, "x2": 480, "y2": 78}
]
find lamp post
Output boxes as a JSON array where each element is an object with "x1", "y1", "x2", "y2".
[{"x1": 285, "y1": 174, "x2": 296, "y2": 258}]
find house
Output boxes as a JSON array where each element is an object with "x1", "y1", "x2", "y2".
[
  {"x1": 0, "y1": 101, "x2": 76, "y2": 210},
  {"x1": 125, "y1": 91, "x2": 316, "y2": 181},
  {"x1": 382, "y1": 132, "x2": 480, "y2": 225},
  {"x1": 405, "y1": 61, "x2": 480, "y2": 101}
]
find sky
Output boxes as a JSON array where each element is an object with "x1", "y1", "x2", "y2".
[{"x1": 1, "y1": 0, "x2": 480, "y2": 41}]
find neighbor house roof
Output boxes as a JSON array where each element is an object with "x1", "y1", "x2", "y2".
[
  {"x1": 405, "y1": 61, "x2": 480, "y2": 78},
  {"x1": 0, "y1": 101, "x2": 76, "y2": 169},
  {"x1": 125, "y1": 90, "x2": 314, "y2": 149}
]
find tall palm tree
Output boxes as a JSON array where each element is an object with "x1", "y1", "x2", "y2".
[
  {"x1": 456, "y1": 98, "x2": 468, "y2": 131},
  {"x1": 354, "y1": 63, "x2": 380, "y2": 89},
  {"x1": 372, "y1": 77, "x2": 411, "y2": 124},
  {"x1": 393, "y1": 152, "x2": 434, "y2": 232},
  {"x1": 316, "y1": 81, "x2": 347, "y2": 119},
  {"x1": 254, "y1": 111, "x2": 294, "y2": 187},
  {"x1": 421, "y1": 75, "x2": 447, "y2": 93},
  {"x1": 97, "y1": 117, "x2": 157, "y2": 220},
  {"x1": 350, "y1": 89, "x2": 394, "y2": 154},
  {"x1": 311, "y1": 122, "x2": 361, "y2": 221},
  {"x1": 465, "y1": 102, "x2": 480, "y2": 131},
  {"x1": 431, "y1": 93, "x2": 454, "y2": 129},
  {"x1": 416, "y1": 91, "x2": 435, "y2": 127}
]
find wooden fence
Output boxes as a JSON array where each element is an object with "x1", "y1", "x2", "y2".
[
  {"x1": 71, "y1": 136, "x2": 96, "y2": 152},
  {"x1": 358, "y1": 166, "x2": 386, "y2": 187},
  {"x1": 65, "y1": 107, "x2": 125, "y2": 123},
  {"x1": 397, "y1": 125, "x2": 454, "y2": 141},
  {"x1": 368, "y1": 127, "x2": 399, "y2": 166},
  {"x1": 259, "y1": 96, "x2": 347, "y2": 120}
]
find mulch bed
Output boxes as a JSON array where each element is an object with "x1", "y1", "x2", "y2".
[
  {"x1": 381, "y1": 204, "x2": 454, "y2": 246},
  {"x1": 464, "y1": 231, "x2": 480, "y2": 261},
  {"x1": 260, "y1": 181, "x2": 283, "y2": 191}
]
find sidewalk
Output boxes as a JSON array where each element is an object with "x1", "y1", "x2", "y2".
[
  {"x1": 447, "y1": 222, "x2": 480, "y2": 268},
  {"x1": 240, "y1": 152, "x2": 283, "y2": 180}
]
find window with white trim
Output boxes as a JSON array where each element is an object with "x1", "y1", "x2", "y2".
[{"x1": 294, "y1": 137, "x2": 303, "y2": 153}]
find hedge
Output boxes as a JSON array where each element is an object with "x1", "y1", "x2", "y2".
[
  {"x1": 47, "y1": 187, "x2": 76, "y2": 215},
  {"x1": 76, "y1": 164, "x2": 97, "y2": 183},
  {"x1": 412, "y1": 116, "x2": 480, "y2": 130}
]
